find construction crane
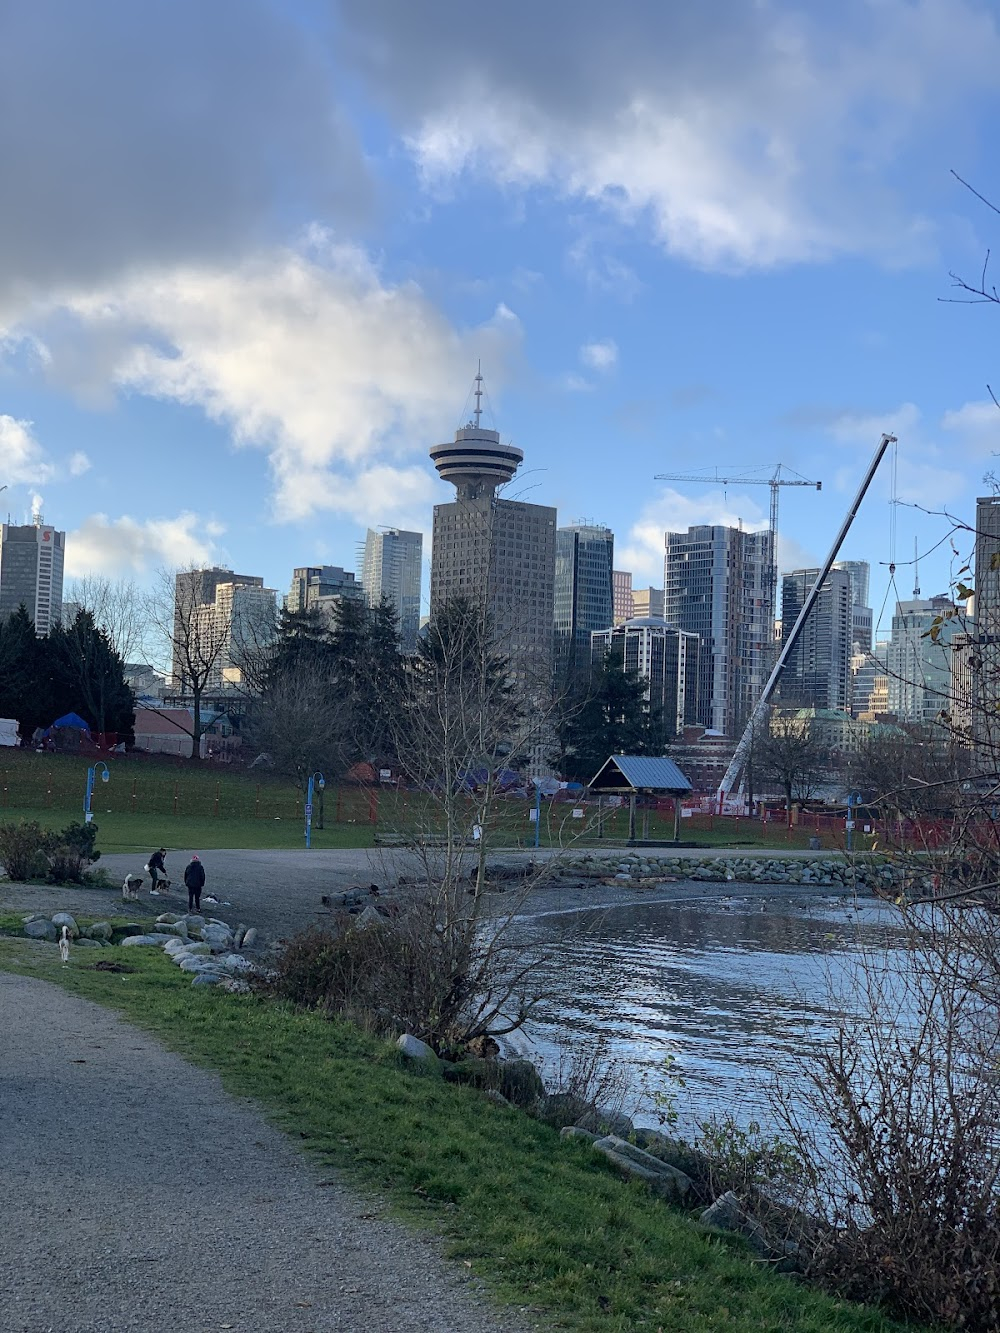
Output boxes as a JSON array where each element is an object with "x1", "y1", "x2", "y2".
[
  {"x1": 715, "y1": 434, "x2": 896, "y2": 809},
  {"x1": 654, "y1": 464, "x2": 821, "y2": 618}
]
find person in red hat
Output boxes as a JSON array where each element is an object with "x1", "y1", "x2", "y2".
[{"x1": 184, "y1": 854, "x2": 206, "y2": 914}]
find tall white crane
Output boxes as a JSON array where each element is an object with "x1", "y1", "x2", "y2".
[{"x1": 653, "y1": 464, "x2": 822, "y2": 623}]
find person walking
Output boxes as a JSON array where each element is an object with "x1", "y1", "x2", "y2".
[
  {"x1": 147, "y1": 847, "x2": 167, "y2": 895},
  {"x1": 184, "y1": 854, "x2": 206, "y2": 914}
]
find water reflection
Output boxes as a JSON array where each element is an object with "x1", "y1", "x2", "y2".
[{"x1": 507, "y1": 889, "x2": 912, "y2": 1132}]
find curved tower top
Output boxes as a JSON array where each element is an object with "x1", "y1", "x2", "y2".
[{"x1": 430, "y1": 367, "x2": 523, "y2": 500}]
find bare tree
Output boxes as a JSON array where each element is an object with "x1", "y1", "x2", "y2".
[
  {"x1": 757, "y1": 710, "x2": 825, "y2": 817},
  {"x1": 243, "y1": 668, "x2": 352, "y2": 794},
  {"x1": 66, "y1": 574, "x2": 146, "y2": 663}
]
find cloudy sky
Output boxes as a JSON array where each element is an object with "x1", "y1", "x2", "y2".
[{"x1": 2, "y1": 0, "x2": 999, "y2": 634}]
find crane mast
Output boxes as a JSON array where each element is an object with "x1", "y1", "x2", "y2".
[{"x1": 714, "y1": 434, "x2": 897, "y2": 808}]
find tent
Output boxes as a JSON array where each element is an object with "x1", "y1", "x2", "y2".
[{"x1": 45, "y1": 712, "x2": 92, "y2": 735}]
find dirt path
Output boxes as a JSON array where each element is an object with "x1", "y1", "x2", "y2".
[{"x1": 0, "y1": 972, "x2": 534, "y2": 1333}]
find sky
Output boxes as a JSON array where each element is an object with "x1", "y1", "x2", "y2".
[{"x1": 2, "y1": 0, "x2": 1000, "y2": 643}]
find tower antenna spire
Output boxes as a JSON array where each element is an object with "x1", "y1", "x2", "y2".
[
  {"x1": 913, "y1": 536, "x2": 921, "y2": 598},
  {"x1": 474, "y1": 361, "x2": 483, "y2": 428}
]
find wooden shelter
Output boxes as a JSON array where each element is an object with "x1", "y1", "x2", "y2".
[{"x1": 588, "y1": 754, "x2": 693, "y2": 843}]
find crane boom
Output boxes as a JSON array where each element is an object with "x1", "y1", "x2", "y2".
[{"x1": 715, "y1": 433, "x2": 896, "y2": 809}]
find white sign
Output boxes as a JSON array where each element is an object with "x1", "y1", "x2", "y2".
[
  {"x1": 304, "y1": 804, "x2": 313, "y2": 818},
  {"x1": 571, "y1": 808, "x2": 584, "y2": 819},
  {"x1": 529, "y1": 809, "x2": 539, "y2": 822},
  {"x1": 379, "y1": 769, "x2": 392, "y2": 780}
]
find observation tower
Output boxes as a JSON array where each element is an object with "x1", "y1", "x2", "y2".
[{"x1": 429, "y1": 368, "x2": 523, "y2": 500}]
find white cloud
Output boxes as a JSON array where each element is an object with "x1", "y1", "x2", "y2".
[
  {"x1": 65, "y1": 512, "x2": 225, "y2": 578},
  {"x1": 942, "y1": 399, "x2": 1000, "y2": 457},
  {"x1": 343, "y1": 0, "x2": 1000, "y2": 270},
  {"x1": 617, "y1": 487, "x2": 768, "y2": 582},
  {"x1": 0, "y1": 415, "x2": 54, "y2": 485},
  {"x1": 16, "y1": 237, "x2": 523, "y2": 523},
  {"x1": 824, "y1": 402, "x2": 967, "y2": 506},
  {"x1": 67, "y1": 450, "x2": 91, "y2": 477},
  {"x1": 580, "y1": 339, "x2": 618, "y2": 372}
]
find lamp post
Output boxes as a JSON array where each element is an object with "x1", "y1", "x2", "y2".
[
  {"x1": 846, "y1": 790, "x2": 862, "y2": 853},
  {"x1": 305, "y1": 772, "x2": 325, "y2": 849},
  {"x1": 84, "y1": 761, "x2": 110, "y2": 823}
]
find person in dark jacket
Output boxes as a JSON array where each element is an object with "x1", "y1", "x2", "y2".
[
  {"x1": 184, "y1": 855, "x2": 206, "y2": 913},
  {"x1": 147, "y1": 848, "x2": 167, "y2": 894}
]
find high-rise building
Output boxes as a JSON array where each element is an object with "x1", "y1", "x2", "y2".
[
  {"x1": 361, "y1": 529, "x2": 423, "y2": 651},
  {"x1": 591, "y1": 617, "x2": 700, "y2": 739},
  {"x1": 887, "y1": 595, "x2": 961, "y2": 725},
  {"x1": 971, "y1": 495, "x2": 1000, "y2": 746},
  {"x1": 832, "y1": 560, "x2": 870, "y2": 610},
  {"x1": 850, "y1": 644, "x2": 887, "y2": 719},
  {"x1": 612, "y1": 570, "x2": 634, "y2": 624},
  {"x1": 664, "y1": 524, "x2": 773, "y2": 736},
  {"x1": 0, "y1": 520, "x2": 66, "y2": 636},
  {"x1": 778, "y1": 567, "x2": 852, "y2": 712},
  {"x1": 554, "y1": 524, "x2": 614, "y2": 680},
  {"x1": 429, "y1": 379, "x2": 556, "y2": 689},
  {"x1": 286, "y1": 565, "x2": 364, "y2": 624},
  {"x1": 172, "y1": 568, "x2": 275, "y2": 692},
  {"x1": 632, "y1": 587, "x2": 665, "y2": 619}
]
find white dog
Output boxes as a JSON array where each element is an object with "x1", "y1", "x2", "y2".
[
  {"x1": 122, "y1": 874, "x2": 143, "y2": 902},
  {"x1": 58, "y1": 925, "x2": 71, "y2": 964}
]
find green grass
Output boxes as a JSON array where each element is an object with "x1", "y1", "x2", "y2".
[{"x1": 0, "y1": 935, "x2": 923, "y2": 1333}]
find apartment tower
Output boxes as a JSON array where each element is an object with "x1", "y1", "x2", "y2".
[
  {"x1": 0, "y1": 518, "x2": 65, "y2": 635},
  {"x1": 361, "y1": 528, "x2": 423, "y2": 651},
  {"x1": 778, "y1": 567, "x2": 852, "y2": 712},
  {"x1": 554, "y1": 523, "x2": 614, "y2": 681}
]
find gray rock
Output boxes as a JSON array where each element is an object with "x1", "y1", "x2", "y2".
[
  {"x1": 592, "y1": 1135, "x2": 693, "y2": 1202},
  {"x1": 21, "y1": 913, "x2": 48, "y2": 924},
  {"x1": 483, "y1": 1089, "x2": 512, "y2": 1109},
  {"x1": 241, "y1": 927, "x2": 259, "y2": 949},
  {"x1": 352, "y1": 905, "x2": 384, "y2": 930},
  {"x1": 118, "y1": 923, "x2": 144, "y2": 937},
  {"x1": 576, "y1": 1105, "x2": 635, "y2": 1138},
  {"x1": 183, "y1": 914, "x2": 206, "y2": 930},
  {"x1": 153, "y1": 921, "x2": 188, "y2": 938},
  {"x1": 700, "y1": 1190, "x2": 768, "y2": 1256},
  {"x1": 178, "y1": 956, "x2": 210, "y2": 972},
  {"x1": 155, "y1": 913, "x2": 181, "y2": 925},
  {"x1": 397, "y1": 1034, "x2": 439, "y2": 1066},
  {"x1": 560, "y1": 1126, "x2": 599, "y2": 1143},
  {"x1": 218, "y1": 954, "x2": 255, "y2": 975},
  {"x1": 51, "y1": 912, "x2": 80, "y2": 938},
  {"x1": 84, "y1": 921, "x2": 113, "y2": 941},
  {"x1": 191, "y1": 972, "x2": 225, "y2": 987},
  {"x1": 74, "y1": 938, "x2": 102, "y2": 949},
  {"x1": 201, "y1": 924, "x2": 234, "y2": 953},
  {"x1": 24, "y1": 919, "x2": 57, "y2": 941},
  {"x1": 120, "y1": 934, "x2": 169, "y2": 948}
]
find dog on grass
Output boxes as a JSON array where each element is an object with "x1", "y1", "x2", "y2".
[
  {"x1": 122, "y1": 874, "x2": 144, "y2": 902},
  {"x1": 58, "y1": 925, "x2": 70, "y2": 964}
]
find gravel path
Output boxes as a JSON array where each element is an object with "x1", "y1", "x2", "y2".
[{"x1": 0, "y1": 972, "x2": 535, "y2": 1333}]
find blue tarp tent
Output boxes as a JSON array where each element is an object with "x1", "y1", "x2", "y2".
[{"x1": 46, "y1": 712, "x2": 92, "y2": 735}]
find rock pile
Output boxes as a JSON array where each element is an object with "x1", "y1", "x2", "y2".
[
  {"x1": 560, "y1": 851, "x2": 924, "y2": 891},
  {"x1": 19, "y1": 910, "x2": 262, "y2": 988}
]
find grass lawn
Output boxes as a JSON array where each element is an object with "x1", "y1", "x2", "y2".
[{"x1": 0, "y1": 933, "x2": 921, "y2": 1333}]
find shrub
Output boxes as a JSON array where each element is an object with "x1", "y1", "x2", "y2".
[
  {"x1": 44, "y1": 820, "x2": 100, "y2": 883},
  {"x1": 0, "y1": 820, "x2": 49, "y2": 881}
]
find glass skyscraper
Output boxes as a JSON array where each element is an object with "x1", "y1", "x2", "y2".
[{"x1": 554, "y1": 524, "x2": 614, "y2": 681}]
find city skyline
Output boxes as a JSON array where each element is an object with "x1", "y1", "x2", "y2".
[{"x1": 0, "y1": 3, "x2": 997, "y2": 639}]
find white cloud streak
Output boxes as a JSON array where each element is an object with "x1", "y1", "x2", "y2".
[{"x1": 65, "y1": 512, "x2": 226, "y2": 578}]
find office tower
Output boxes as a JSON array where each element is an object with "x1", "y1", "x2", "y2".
[
  {"x1": 664, "y1": 524, "x2": 773, "y2": 736},
  {"x1": 361, "y1": 528, "x2": 423, "y2": 651},
  {"x1": 554, "y1": 524, "x2": 614, "y2": 680},
  {"x1": 172, "y1": 568, "x2": 276, "y2": 692},
  {"x1": 832, "y1": 560, "x2": 870, "y2": 610},
  {"x1": 591, "y1": 617, "x2": 700, "y2": 739},
  {"x1": 612, "y1": 570, "x2": 634, "y2": 624},
  {"x1": 0, "y1": 519, "x2": 65, "y2": 635},
  {"x1": 632, "y1": 587, "x2": 665, "y2": 619},
  {"x1": 429, "y1": 377, "x2": 556, "y2": 689},
  {"x1": 887, "y1": 594, "x2": 961, "y2": 724},
  {"x1": 850, "y1": 645, "x2": 887, "y2": 719},
  {"x1": 778, "y1": 567, "x2": 852, "y2": 712},
  {"x1": 286, "y1": 565, "x2": 363, "y2": 624},
  {"x1": 972, "y1": 495, "x2": 1000, "y2": 745}
]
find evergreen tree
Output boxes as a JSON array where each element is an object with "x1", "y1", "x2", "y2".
[
  {"x1": 560, "y1": 663, "x2": 656, "y2": 784},
  {"x1": 0, "y1": 606, "x2": 50, "y2": 735},
  {"x1": 49, "y1": 610, "x2": 135, "y2": 738}
]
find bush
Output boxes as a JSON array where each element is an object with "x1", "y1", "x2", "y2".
[
  {"x1": 44, "y1": 820, "x2": 100, "y2": 883},
  {"x1": 0, "y1": 820, "x2": 49, "y2": 881}
]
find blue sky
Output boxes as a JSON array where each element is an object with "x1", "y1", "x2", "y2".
[{"x1": 1, "y1": 0, "x2": 999, "y2": 640}]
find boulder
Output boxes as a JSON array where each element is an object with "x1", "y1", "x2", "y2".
[
  {"x1": 74, "y1": 938, "x2": 102, "y2": 949},
  {"x1": 155, "y1": 913, "x2": 181, "y2": 925},
  {"x1": 183, "y1": 914, "x2": 206, "y2": 930},
  {"x1": 153, "y1": 921, "x2": 188, "y2": 938},
  {"x1": 120, "y1": 934, "x2": 169, "y2": 948},
  {"x1": 560, "y1": 1125, "x2": 599, "y2": 1143},
  {"x1": 84, "y1": 921, "x2": 113, "y2": 941},
  {"x1": 497, "y1": 1059, "x2": 546, "y2": 1108},
  {"x1": 241, "y1": 927, "x2": 259, "y2": 949},
  {"x1": 218, "y1": 953, "x2": 255, "y2": 975},
  {"x1": 21, "y1": 913, "x2": 48, "y2": 924},
  {"x1": 576, "y1": 1105, "x2": 634, "y2": 1138},
  {"x1": 397, "y1": 1033, "x2": 439, "y2": 1066},
  {"x1": 352, "y1": 905, "x2": 384, "y2": 930},
  {"x1": 700, "y1": 1191, "x2": 768, "y2": 1257},
  {"x1": 51, "y1": 912, "x2": 80, "y2": 938},
  {"x1": 191, "y1": 972, "x2": 225, "y2": 987},
  {"x1": 201, "y1": 924, "x2": 234, "y2": 953},
  {"x1": 592, "y1": 1135, "x2": 693, "y2": 1202},
  {"x1": 24, "y1": 919, "x2": 57, "y2": 941},
  {"x1": 483, "y1": 1089, "x2": 512, "y2": 1109},
  {"x1": 118, "y1": 923, "x2": 144, "y2": 937},
  {"x1": 533, "y1": 1091, "x2": 593, "y2": 1129},
  {"x1": 178, "y1": 956, "x2": 210, "y2": 972}
]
